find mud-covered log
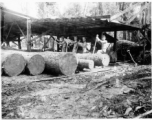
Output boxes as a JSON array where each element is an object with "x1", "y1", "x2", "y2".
[
  {"x1": 1, "y1": 52, "x2": 26, "y2": 76},
  {"x1": 77, "y1": 59, "x2": 94, "y2": 70},
  {"x1": 39, "y1": 52, "x2": 78, "y2": 76},
  {"x1": 77, "y1": 53, "x2": 110, "y2": 66}
]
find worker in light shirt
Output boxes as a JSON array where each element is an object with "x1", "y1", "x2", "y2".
[{"x1": 96, "y1": 34, "x2": 109, "y2": 54}]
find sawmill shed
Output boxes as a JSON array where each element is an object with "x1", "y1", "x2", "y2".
[{"x1": 0, "y1": 6, "x2": 141, "y2": 51}]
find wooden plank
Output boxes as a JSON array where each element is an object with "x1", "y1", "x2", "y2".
[{"x1": 27, "y1": 19, "x2": 31, "y2": 51}]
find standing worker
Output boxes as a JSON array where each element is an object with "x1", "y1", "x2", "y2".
[
  {"x1": 78, "y1": 37, "x2": 88, "y2": 53},
  {"x1": 96, "y1": 34, "x2": 109, "y2": 54},
  {"x1": 72, "y1": 36, "x2": 79, "y2": 53}
]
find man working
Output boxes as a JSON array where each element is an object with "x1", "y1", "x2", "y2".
[
  {"x1": 77, "y1": 37, "x2": 89, "y2": 53},
  {"x1": 96, "y1": 34, "x2": 109, "y2": 54},
  {"x1": 72, "y1": 36, "x2": 79, "y2": 53}
]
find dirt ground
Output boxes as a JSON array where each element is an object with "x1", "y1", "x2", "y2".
[{"x1": 2, "y1": 63, "x2": 152, "y2": 119}]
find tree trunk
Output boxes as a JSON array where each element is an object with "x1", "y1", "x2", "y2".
[
  {"x1": 77, "y1": 59, "x2": 94, "y2": 70},
  {"x1": 1, "y1": 49, "x2": 77, "y2": 76},
  {"x1": 76, "y1": 53, "x2": 110, "y2": 66},
  {"x1": 1, "y1": 50, "x2": 45, "y2": 76},
  {"x1": 39, "y1": 52, "x2": 77, "y2": 76},
  {"x1": 1, "y1": 51, "x2": 26, "y2": 76},
  {"x1": 23, "y1": 54, "x2": 45, "y2": 75}
]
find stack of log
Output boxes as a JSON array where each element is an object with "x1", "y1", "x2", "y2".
[
  {"x1": 1, "y1": 49, "x2": 111, "y2": 77},
  {"x1": 1, "y1": 50, "x2": 45, "y2": 76},
  {"x1": 1, "y1": 50, "x2": 78, "y2": 77}
]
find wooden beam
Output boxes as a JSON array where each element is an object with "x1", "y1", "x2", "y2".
[
  {"x1": 0, "y1": 7, "x2": 2, "y2": 44},
  {"x1": 2, "y1": 7, "x2": 33, "y2": 19},
  {"x1": 18, "y1": 35, "x2": 21, "y2": 49},
  {"x1": 6, "y1": 23, "x2": 13, "y2": 40},
  {"x1": 143, "y1": 39, "x2": 146, "y2": 64},
  {"x1": 27, "y1": 19, "x2": 31, "y2": 51},
  {"x1": 15, "y1": 22, "x2": 26, "y2": 39},
  {"x1": 12, "y1": 41, "x2": 18, "y2": 46},
  {"x1": 147, "y1": 3, "x2": 151, "y2": 24},
  {"x1": 110, "y1": 2, "x2": 142, "y2": 21},
  {"x1": 31, "y1": 29, "x2": 52, "y2": 42},
  {"x1": 1, "y1": 7, "x2": 4, "y2": 43},
  {"x1": 114, "y1": 30, "x2": 117, "y2": 51}
]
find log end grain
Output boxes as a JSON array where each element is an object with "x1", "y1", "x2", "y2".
[
  {"x1": 3, "y1": 53, "x2": 26, "y2": 76},
  {"x1": 59, "y1": 53, "x2": 77, "y2": 76},
  {"x1": 101, "y1": 54, "x2": 110, "y2": 66},
  {"x1": 27, "y1": 54, "x2": 45, "y2": 75}
]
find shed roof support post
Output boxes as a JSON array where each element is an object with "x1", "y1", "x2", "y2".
[
  {"x1": 0, "y1": 7, "x2": 4, "y2": 43},
  {"x1": 18, "y1": 35, "x2": 21, "y2": 49},
  {"x1": 114, "y1": 30, "x2": 117, "y2": 51},
  {"x1": 0, "y1": 7, "x2": 2, "y2": 43},
  {"x1": 27, "y1": 19, "x2": 31, "y2": 51}
]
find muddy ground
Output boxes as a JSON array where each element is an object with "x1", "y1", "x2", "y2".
[{"x1": 2, "y1": 63, "x2": 152, "y2": 118}]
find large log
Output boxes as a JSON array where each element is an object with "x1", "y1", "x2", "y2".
[
  {"x1": 23, "y1": 54, "x2": 45, "y2": 75},
  {"x1": 1, "y1": 49, "x2": 78, "y2": 76},
  {"x1": 1, "y1": 50, "x2": 45, "y2": 76},
  {"x1": 77, "y1": 59, "x2": 94, "y2": 70},
  {"x1": 77, "y1": 53, "x2": 110, "y2": 66},
  {"x1": 39, "y1": 52, "x2": 77, "y2": 76},
  {"x1": 1, "y1": 52, "x2": 26, "y2": 76}
]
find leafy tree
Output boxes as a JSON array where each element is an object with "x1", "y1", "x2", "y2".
[{"x1": 63, "y1": 3, "x2": 82, "y2": 18}]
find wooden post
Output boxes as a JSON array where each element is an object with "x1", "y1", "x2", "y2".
[
  {"x1": 18, "y1": 35, "x2": 21, "y2": 49},
  {"x1": 101, "y1": 32, "x2": 103, "y2": 38},
  {"x1": 143, "y1": 39, "x2": 146, "y2": 64},
  {"x1": 6, "y1": 40, "x2": 10, "y2": 46},
  {"x1": 27, "y1": 19, "x2": 31, "y2": 51},
  {"x1": 1, "y1": 7, "x2": 4, "y2": 43},
  {"x1": 0, "y1": 7, "x2": 2, "y2": 43},
  {"x1": 114, "y1": 30, "x2": 117, "y2": 51},
  {"x1": 147, "y1": 3, "x2": 151, "y2": 24}
]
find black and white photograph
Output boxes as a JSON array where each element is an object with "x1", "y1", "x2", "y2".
[{"x1": 0, "y1": 1, "x2": 151, "y2": 119}]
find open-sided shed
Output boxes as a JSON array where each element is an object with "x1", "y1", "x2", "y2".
[{"x1": 1, "y1": 6, "x2": 141, "y2": 51}]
